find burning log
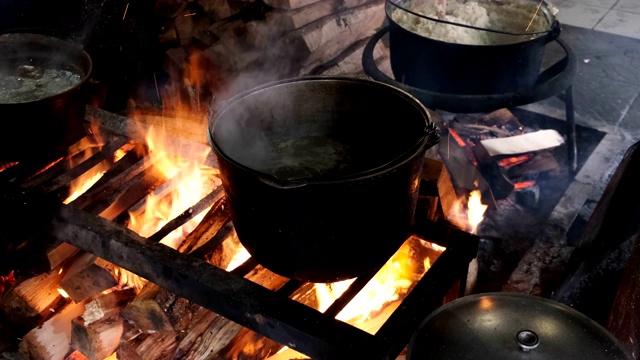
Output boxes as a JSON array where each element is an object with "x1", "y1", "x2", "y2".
[
  {"x1": 19, "y1": 301, "x2": 85, "y2": 360},
  {"x1": 177, "y1": 195, "x2": 230, "y2": 254},
  {"x1": 121, "y1": 284, "x2": 177, "y2": 334},
  {"x1": 59, "y1": 264, "x2": 119, "y2": 303},
  {"x1": 70, "y1": 289, "x2": 136, "y2": 360},
  {"x1": 119, "y1": 196, "x2": 232, "y2": 337},
  {"x1": 218, "y1": 328, "x2": 284, "y2": 360}
]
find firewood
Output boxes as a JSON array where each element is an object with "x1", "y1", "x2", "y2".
[
  {"x1": 217, "y1": 327, "x2": 284, "y2": 360},
  {"x1": 263, "y1": 0, "x2": 321, "y2": 10},
  {"x1": 47, "y1": 242, "x2": 81, "y2": 271},
  {"x1": 176, "y1": 266, "x2": 288, "y2": 359},
  {"x1": 200, "y1": 0, "x2": 245, "y2": 20},
  {"x1": 59, "y1": 264, "x2": 119, "y2": 303},
  {"x1": 312, "y1": 33, "x2": 386, "y2": 76},
  {"x1": 69, "y1": 293, "x2": 133, "y2": 359},
  {"x1": 70, "y1": 308, "x2": 124, "y2": 360},
  {"x1": 19, "y1": 301, "x2": 86, "y2": 360},
  {"x1": 115, "y1": 342, "x2": 143, "y2": 360},
  {"x1": 178, "y1": 196, "x2": 231, "y2": 254},
  {"x1": 135, "y1": 332, "x2": 179, "y2": 359},
  {"x1": 278, "y1": 0, "x2": 385, "y2": 75},
  {"x1": 120, "y1": 284, "x2": 177, "y2": 335},
  {"x1": 180, "y1": 317, "x2": 243, "y2": 360},
  {"x1": 0, "y1": 269, "x2": 66, "y2": 333},
  {"x1": 264, "y1": 0, "x2": 337, "y2": 33}
]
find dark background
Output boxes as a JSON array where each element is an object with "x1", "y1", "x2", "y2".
[{"x1": 0, "y1": 0, "x2": 163, "y2": 112}]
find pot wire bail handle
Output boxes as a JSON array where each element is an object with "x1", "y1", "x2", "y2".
[{"x1": 386, "y1": 0, "x2": 556, "y2": 36}]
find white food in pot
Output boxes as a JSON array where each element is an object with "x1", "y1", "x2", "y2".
[{"x1": 391, "y1": 0, "x2": 554, "y2": 45}]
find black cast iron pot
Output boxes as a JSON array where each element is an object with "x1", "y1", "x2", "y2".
[
  {"x1": 208, "y1": 76, "x2": 440, "y2": 283},
  {"x1": 386, "y1": 0, "x2": 561, "y2": 95},
  {"x1": 0, "y1": 32, "x2": 92, "y2": 162}
]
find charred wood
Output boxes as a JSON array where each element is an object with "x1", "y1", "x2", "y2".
[{"x1": 178, "y1": 196, "x2": 232, "y2": 254}]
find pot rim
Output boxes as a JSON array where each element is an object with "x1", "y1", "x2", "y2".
[
  {"x1": 0, "y1": 32, "x2": 93, "y2": 105},
  {"x1": 385, "y1": 0, "x2": 560, "y2": 47},
  {"x1": 208, "y1": 75, "x2": 439, "y2": 186}
]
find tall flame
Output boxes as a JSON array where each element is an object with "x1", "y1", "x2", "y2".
[
  {"x1": 64, "y1": 122, "x2": 132, "y2": 204},
  {"x1": 447, "y1": 189, "x2": 488, "y2": 234},
  {"x1": 270, "y1": 238, "x2": 444, "y2": 360}
]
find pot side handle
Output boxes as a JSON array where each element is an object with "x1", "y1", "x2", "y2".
[
  {"x1": 258, "y1": 176, "x2": 308, "y2": 189},
  {"x1": 544, "y1": 20, "x2": 562, "y2": 44}
]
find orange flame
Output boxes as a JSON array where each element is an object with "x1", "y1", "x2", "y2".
[
  {"x1": 57, "y1": 287, "x2": 70, "y2": 299},
  {"x1": 64, "y1": 124, "x2": 133, "y2": 204},
  {"x1": 271, "y1": 238, "x2": 444, "y2": 359},
  {"x1": 447, "y1": 189, "x2": 488, "y2": 234}
]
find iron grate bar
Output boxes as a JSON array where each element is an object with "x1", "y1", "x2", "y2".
[{"x1": 54, "y1": 204, "x2": 380, "y2": 360}]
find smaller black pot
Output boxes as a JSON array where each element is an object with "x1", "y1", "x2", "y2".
[
  {"x1": 209, "y1": 76, "x2": 440, "y2": 283},
  {"x1": 0, "y1": 32, "x2": 92, "y2": 162},
  {"x1": 386, "y1": 0, "x2": 561, "y2": 95},
  {"x1": 408, "y1": 293, "x2": 632, "y2": 360}
]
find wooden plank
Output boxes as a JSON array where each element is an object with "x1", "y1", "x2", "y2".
[
  {"x1": 265, "y1": 0, "x2": 338, "y2": 32},
  {"x1": 295, "y1": 0, "x2": 386, "y2": 75},
  {"x1": 313, "y1": 34, "x2": 387, "y2": 76}
]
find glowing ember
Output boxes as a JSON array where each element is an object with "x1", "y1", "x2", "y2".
[
  {"x1": 497, "y1": 154, "x2": 534, "y2": 169},
  {"x1": 449, "y1": 128, "x2": 467, "y2": 147},
  {"x1": 0, "y1": 270, "x2": 15, "y2": 296},
  {"x1": 514, "y1": 180, "x2": 537, "y2": 190}
]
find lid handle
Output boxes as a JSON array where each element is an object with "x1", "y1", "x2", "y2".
[{"x1": 516, "y1": 330, "x2": 540, "y2": 352}]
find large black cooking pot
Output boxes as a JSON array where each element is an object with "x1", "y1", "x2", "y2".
[
  {"x1": 208, "y1": 76, "x2": 440, "y2": 283},
  {"x1": 0, "y1": 32, "x2": 92, "y2": 162},
  {"x1": 386, "y1": 0, "x2": 561, "y2": 95}
]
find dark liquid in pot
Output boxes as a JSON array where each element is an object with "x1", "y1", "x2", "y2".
[{"x1": 259, "y1": 135, "x2": 352, "y2": 180}]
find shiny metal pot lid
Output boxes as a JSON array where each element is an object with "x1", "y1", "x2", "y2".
[{"x1": 407, "y1": 292, "x2": 631, "y2": 360}]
